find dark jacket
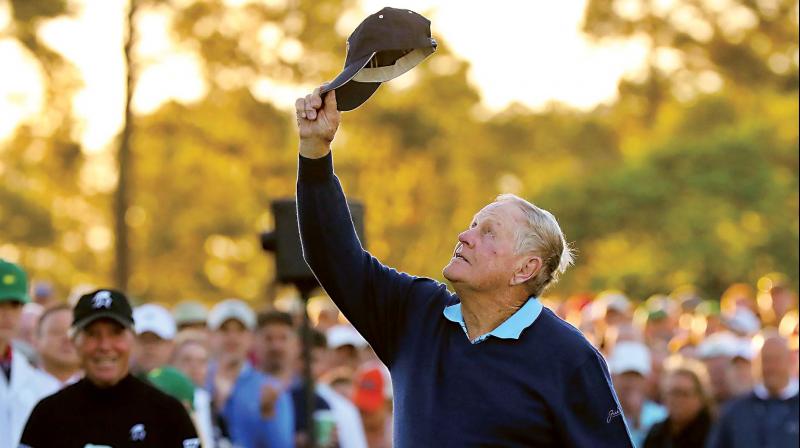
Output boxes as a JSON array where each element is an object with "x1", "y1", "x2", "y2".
[
  {"x1": 706, "y1": 390, "x2": 799, "y2": 448},
  {"x1": 644, "y1": 409, "x2": 712, "y2": 448}
]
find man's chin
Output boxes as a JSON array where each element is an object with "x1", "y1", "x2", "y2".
[{"x1": 442, "y1": 265, "x2": 462, "y2": 284}]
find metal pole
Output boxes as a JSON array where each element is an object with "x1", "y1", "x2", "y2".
[{"x1": 298, "y1": 280, "x2": 317, "y2": 448}]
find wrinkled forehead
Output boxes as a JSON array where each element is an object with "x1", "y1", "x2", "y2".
[{"x1": 475, "y1": 201, "x2": 525, "y2": 224}]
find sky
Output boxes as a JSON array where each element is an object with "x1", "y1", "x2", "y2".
[{"x1": 0, "y1": 0, "x2": 649, "y2": 154}]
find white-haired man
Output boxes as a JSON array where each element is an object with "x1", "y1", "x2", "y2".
[{"x1": 293, "y1": 88, "x2": 633, "y2": 447}]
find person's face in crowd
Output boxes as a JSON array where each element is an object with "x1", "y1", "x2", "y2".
[
  {"x1": 704, "y1": 315, "x2": 724, "y2": 336},
  {"x1": 443, "y1": 202, "x2": 536, "y2": 293},
  {"x1": 727, "y1": 357, "x2": 753, "y2": 396},
  {"x1": 216, "y1": 319, "x2": 251, "y2": 362},
  {"x1": 360, "y1": 405, "x2": 389, "y2": 432},
  {"x1": 134, "y1": 331, "x2": 174, "y2": 373},
  {"x1": 310, "y1": 346, "x2": 330, "y2": 379},
  {"x1": 258, "y1": 323, "x2": 298, "y2": 374},
  {"x1": 756, "y1": 336, "x2": 792, "y2": 396},
  {"x1": 17, "y1": 305, "x2": 43, "y2": 345},
  {"x1": 0, "y1": 301, "x2": 23, "y2": 345},
  {"x1": 316, "y1": 308, "x2": 340, "y2": 331},
  {"x1": 330, "y1": 376, "x2": 354, "y2": 399},
  {"x1": 613, "y1": 371, "x2": 647, "y2": 419},
  {"x1": 701, "y1": 356, "x2": 732, "y2": 402},
  {"x1": 36, "y1": 308, "x2": 80, "y2": 372},
  {"x1": 75, "y1": 319, "x2": 133, "y2": 387},
  {"x1": 604, "y1": 309, "x2": 629, "y2": 329},
  {"x1": 173, "y1": 340, "x2": 209, "y2": 387},
  {"x1": 645, "y1": 318, "x2": 673, "y2": 345},
  {"x1": 662, "y1": 371, "x2": 704, "y2": 427},
  {"x1": 330, "y1": 344, "x2": 361, "y2": 371},
  {"x1": 646, "y1": 346, "x2": 668, "y2": 402},
  {"x1": 770, "y1": 287, "x2": 796, "y2": 321}
]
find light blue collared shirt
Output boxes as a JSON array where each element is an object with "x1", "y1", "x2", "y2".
[{"x1": 443, "y1": 297, "x2": 543, "y2": 344}]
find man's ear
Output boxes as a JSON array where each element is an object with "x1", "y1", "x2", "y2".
[{"x1": 511, "y1": 255, "x2": 542, "y2": 287}]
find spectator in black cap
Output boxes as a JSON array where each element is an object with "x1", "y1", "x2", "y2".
[
  {"x1": 293, "y1": 39, "x2": 633, "y2": 446},
  {"x1": 20, "y1": 289, "x2": 200, "y2": 447}
]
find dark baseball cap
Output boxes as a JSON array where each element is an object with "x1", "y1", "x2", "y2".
[
  {"x1": 72, "y1": 289, "x2": 135, "y2": 332},
  {"x1": 321, "y1": 7, "x2": 437, "y2": 111}
]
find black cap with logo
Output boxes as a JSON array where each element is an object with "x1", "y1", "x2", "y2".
[
  {"x1": 72, "y1": 289, "x2": 135, "y2": 332},
  {"x1": 321, "y1": 7, "x2": 437, "y2": 111}
]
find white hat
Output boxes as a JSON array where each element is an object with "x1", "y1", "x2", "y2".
[
  {"x1": 134, "y1": 304, "x2": 177, "y2": 340},
  {"x1": 208, "y1": 299, "x2": 256, "y2": 331},
  {"x1": 172, "y1": 300, "x2": 208, "y2": 326},
  {"x1": 607, "y1": 341, "x2": 651, "y2": 376},
  {"x1": 326, "y1": 324, "x2": 368, "y2": 349},
  {"x1": 723, "y1": 308, "x2": 761, "y2": 336},
  {"x1": 696, "y1": 331, "x2": 740, "y2": 359}
]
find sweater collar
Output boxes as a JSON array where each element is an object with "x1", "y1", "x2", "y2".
[{"x1": 443, "y1": 297, "x2": 543, "y2": 344}]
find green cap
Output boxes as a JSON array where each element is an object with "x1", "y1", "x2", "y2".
[
  {"x1": 696, "y1": 300, "x2": 721, "y2": 317},
  {"x1": 147, "y1": 366, "x2": 195, "y2": 410},
  {"x1": 0, "y1": 259, "x2": 30, "y2": 304}
]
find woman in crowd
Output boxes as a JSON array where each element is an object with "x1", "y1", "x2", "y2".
[{"x1": 644, "y1": 355, "x2": 715, "y2": 448}]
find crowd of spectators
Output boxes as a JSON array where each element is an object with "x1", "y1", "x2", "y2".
[{"x1": 1, "y1": 257, "x2": 797, "y2": 447}]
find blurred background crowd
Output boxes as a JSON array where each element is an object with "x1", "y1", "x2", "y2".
[
  {"x1": 1, "y1": 0, "x2": 798, "y2": 446},
  {"x1": 2, "y1": 257, "x2": 798, "y2": 447}
]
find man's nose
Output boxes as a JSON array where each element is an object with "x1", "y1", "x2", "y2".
[
  {"x1": 458, "y1": 229, "x2": 475, "y2": 247},
  {"x1": 96, "y1": 333, "x2": 113, "y2": 350}
]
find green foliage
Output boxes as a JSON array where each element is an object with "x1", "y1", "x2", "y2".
[
  {"x1": 540, "y1": 93, "x2": 799, "y2": 298},
  {"x1": 0, "y1": 0, "x2": 796, "y2": 305}
]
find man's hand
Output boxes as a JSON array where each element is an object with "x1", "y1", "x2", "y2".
[
  {"x1": 260, "y1": 382, "x2": 280, "y2": 418},
  {"x1": 296, "y1": 86, "x2": 340, "y2": 159}
]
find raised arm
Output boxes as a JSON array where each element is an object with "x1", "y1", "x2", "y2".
[{"x1": 294, "y1": 88, "x2": 446, "y2": 366}]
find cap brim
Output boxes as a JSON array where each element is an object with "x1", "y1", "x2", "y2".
[
  {"x1": 321, "y1": 53, "x2": 381, "y2": 112},
  {"x1": 0, "y1": 295, "x2": 29, "y2": 304},
  {"x1": 73, "y1": 312, "x2": 134, "y2": 333}
]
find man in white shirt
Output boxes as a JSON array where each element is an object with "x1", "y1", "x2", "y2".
[{"x1": 0, "y1": 259, "x2": 58, "y2": 448}]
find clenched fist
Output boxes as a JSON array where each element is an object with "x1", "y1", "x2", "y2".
[{"x1": 295, "y1": 86, "x2": 340, "y2": 159}]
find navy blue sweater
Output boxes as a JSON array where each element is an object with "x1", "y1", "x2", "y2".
[{"x1": 297, "y1": 153, "x2": 633, "y2": 447}]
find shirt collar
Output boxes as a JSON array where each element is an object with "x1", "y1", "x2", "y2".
[
  {"x1": 753, "y1": 378, "x2": 800, "y2": 400},
  {"x1": 443, "y1": 297, "x2": 543, "y2": 344}
]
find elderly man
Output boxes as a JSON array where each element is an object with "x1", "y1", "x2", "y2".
[
  {"x1": 20, "y1": 289, "x2": 199, "y2": 447},
  {"x1": 707, "y1": 331, "x2": 799, "y2": 448},
  {"x1": 294, "y1": 89, "x2": 633, "y2": 446}
]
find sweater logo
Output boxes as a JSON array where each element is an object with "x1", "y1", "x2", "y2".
[
  {"x1": 130, "y1": 423, "x2": 146, "y2": 441},
  {"x1": 606, "y1": 407, "x2": 622, "y2": 423}
]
